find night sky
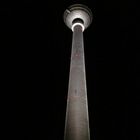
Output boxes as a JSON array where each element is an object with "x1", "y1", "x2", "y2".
[{"x1": 1, "y1": 0, "x2": 138, "y2": 140}]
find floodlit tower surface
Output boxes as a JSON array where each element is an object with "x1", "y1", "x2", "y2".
[{"x1": 63, "y1": 4, "x2": 92, "y2": 140}]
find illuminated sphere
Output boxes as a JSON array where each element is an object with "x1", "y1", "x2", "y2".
[{"x1": 63, "y1": 4, "x2": 93, "y2": 31}]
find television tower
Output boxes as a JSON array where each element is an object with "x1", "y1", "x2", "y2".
[{"x1": 63, "y1": 4, "x2": 93, "y2": 140}]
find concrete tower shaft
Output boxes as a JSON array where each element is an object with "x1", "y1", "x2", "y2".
[{"x1": 64, "y1": 25, "x2": 90, "y2": 140}]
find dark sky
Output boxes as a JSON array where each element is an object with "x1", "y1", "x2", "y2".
[{"x1": 1, "y1": 0, "x2": 138, "y2": 140}]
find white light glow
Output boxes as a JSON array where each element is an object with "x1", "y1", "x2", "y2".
[{"x1": 72, "y1": 23, "x2": 85, "y2": 32}]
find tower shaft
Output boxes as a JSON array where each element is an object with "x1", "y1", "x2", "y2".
[{"x1": 64, "y1": 25, "x2": 90, "y2": 140}]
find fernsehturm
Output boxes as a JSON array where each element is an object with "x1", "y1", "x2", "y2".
[{"x1": 63, "y1": 4, "x2": 93, "y2": 140}]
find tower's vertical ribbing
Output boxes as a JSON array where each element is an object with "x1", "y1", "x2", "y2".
[{"x1": 64, "y1": 25, "x2": 90, "y2": 140}]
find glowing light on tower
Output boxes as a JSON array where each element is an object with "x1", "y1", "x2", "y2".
[{"x1": 63, "y1": 4, "x2": 93, "y2": 140}]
